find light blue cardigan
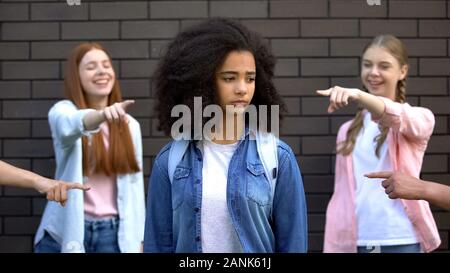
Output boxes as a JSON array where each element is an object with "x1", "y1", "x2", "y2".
[{"x1": 34, "y1": 100, "x2": 145, "y2": 253}]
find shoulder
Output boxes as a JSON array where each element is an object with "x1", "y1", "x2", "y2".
[
  {"x1": 48, "y1": 100, "x2": 78, "y2": 122},
  {"x1": 153, "y1": 141, "x2": 174, "y2": 169},
  {"x1": 49, "y1": 100, "x2": 76, "y2": 114},
  {"x1": 276, "y1": 139, "x2": 293, "y2": 155},
  {"x1": 276, "y1": 139, "x2": 296, "y2": 164}
]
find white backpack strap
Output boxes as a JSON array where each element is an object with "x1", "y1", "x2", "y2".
[
  {"x1": 168, "y1": 140, "x2": 190, "y2": 183},
  {"x1": 255, "y1": 131, "x2": 278, "y2": 206}
]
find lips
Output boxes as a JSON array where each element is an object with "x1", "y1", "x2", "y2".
[
  {"x1": 94, "y1": 79, "x2": 109, "y2": 84},
  {"x1": 93, "y1": 78, "x2": 111, "y2": 88},
  {"x1": 230, "y1": 100, "x2": 248, "y2": 107},
  {"x1": 367, "y1": 79, "x2": 383, "y2": 89}
]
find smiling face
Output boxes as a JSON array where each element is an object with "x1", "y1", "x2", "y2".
[
  {"x1": 215, "y1": 50, "x2": 256, "y2": 115},
  {"x1": 78, "y1": 48, "x2": 115, "y2": 108},
  {"x1": 361, "y1": 45, "x2": 408, "y2": 101}
]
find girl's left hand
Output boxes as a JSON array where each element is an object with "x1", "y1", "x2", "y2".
[{"x1": 316, "y1": 86, "x2": 361, "y2": 113}]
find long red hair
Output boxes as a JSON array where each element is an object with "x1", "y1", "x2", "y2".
[{"x1": 64, "y1": 42, "x2": 140, "y2": 176}]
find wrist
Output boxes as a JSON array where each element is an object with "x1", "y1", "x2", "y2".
[
  {"x1": 354, "y1": 89, "x2": 364, "y2": 102},
  {"x1": 31, "y1": 176, "x2": 46, "y2": 193},
  {"x1": 99, "y1": 109, "x2": 106, "y2": 121},
  {"x1": 419, "y1": 180, "x2": 432, "y2": 201}
]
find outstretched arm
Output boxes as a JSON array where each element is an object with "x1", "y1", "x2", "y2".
[
  {"x1": 316, "y1": 86, "x2": 385, "y2": 118},
  {"x1": 83, "y1": 100, "x2": 135, "y2": 130},
  {"x1": 0, "y1": 160, "x2": 90, "y2": 206},
  {"x1": 366, "y1": 171, "x2": 450, "y2": 211}
]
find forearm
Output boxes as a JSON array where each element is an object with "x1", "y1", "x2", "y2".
[
  {"x1": 356, "y1": 90, "x2": 386, "y2": 119},
  {"x1": 422, "y1": 181, "x2": 450, "y2": 211},
  {"x1": 82, "y1": 109, "x2": 106, "y2": 131},
  {"x1": 0, "y1": 161, "x2": 40, "y2": 189}
]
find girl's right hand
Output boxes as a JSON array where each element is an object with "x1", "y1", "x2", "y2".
[
  {"x1": 316, "y1": 86, "x2": 362, "y2": 113},
  {"x1": 102, "y1": 100, "x2": 135, "y2": 124}
]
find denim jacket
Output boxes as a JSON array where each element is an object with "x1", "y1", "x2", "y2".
[
  {"x1": 34, "y1": 100, "x2": 146, "y2": 253},
  {"x1": 143, "y1": 131, "x2": 308, "y2": 253}
]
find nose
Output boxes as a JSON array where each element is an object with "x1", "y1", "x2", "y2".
[
  {"x1": 96, "y1": 65, "x2": 107, "y2": 75},
  {"x1": 235, "y1": 79, "x2": 247, "y2": 95},
  {"x1": 369, "y1": 66, "x2": 380, "y2": 76}
]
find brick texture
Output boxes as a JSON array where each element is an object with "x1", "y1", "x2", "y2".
[
  {"x1": 330, "y1": 0, "x2": 386, "y2": 18},
  {"x1": 0, "y1": 3, "x2": 28, "y2": 21},
  {"x1": 270, "y1": 0, "x2": 327, "y2": 18},
  {"x1": 150, "y1": 1, "x2": 207, "y2": 19},
  {"x1": 390, "y1": 1, "x2": 446, "y2": 18},
  {"x1": 31, "y1": 3, "x2": 88, "y2": 21},
  {"x1": 210, "y1": 1, "x2": 268, "y2": 18},
  {"x1": 91, "y1": 1, "x2": 148, "y2": 20},
  {"x1": 1, "y1": 0, "x2": 449, "y2": 253}
]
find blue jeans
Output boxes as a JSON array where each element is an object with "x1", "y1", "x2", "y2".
[
  {"x1": 357, "y1": 243, "x2": 421, "y2": 253},
  {"x1": 35, "y1": 217, "x2": 120, "y2": 253}
]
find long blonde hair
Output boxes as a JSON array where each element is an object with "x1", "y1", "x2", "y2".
[{"x1": 337, "y1": 35, "x2": 408, "y2": 157}]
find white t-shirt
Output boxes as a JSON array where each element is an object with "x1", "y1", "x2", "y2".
[
  {"x1": 200, "y1": 140, "x2": 243, "y2": 253},
  {"x1": 353, "y1": 112, "x2": 418, "y2": 246}
]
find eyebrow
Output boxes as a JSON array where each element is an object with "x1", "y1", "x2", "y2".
[
  {"x1": 219, "y1": 71, "x2": 256, "y2": 75},
  {"x1": 84, "y1": 59, "x2": 111, "y2": 66},
  {"x1": 362, "y1": 60, "x2": 392, "y2": 66}
]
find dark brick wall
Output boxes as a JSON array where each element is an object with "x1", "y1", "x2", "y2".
[{"x1": 0, "y1": 0, "x2": 449, "y2": 253}]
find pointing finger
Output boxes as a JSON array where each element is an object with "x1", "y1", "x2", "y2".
[
  {"x1": 316, "y1": 89, "x2": 332, "y2": 97},
  {"x1": 121, "y1": 100, "x2": 135, "y2": 111},
  {"x1": 364, "y1": 171, "x2": 393, "y2": 179}
]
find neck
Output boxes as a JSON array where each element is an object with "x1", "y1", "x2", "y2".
[
  {"x1": 87, "y1": 96, "x2": 108, "y2": 110},
  {"x1": 211, "y1": 113, "x2": 245, "y2": 145}
]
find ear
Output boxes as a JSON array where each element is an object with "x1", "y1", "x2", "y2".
[{"x1": 399, "y1": 64, "x2": 408, "y2": 80}]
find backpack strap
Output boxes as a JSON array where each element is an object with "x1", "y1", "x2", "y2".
[
  {"x1": 255, "y1": 131, "x2": 278, "y2": 217},
  {"x1": 168, "y1": 140, "x2": 190, "y2": 183}
]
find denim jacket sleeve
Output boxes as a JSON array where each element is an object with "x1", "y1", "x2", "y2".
[
  {"x1": 143, "y1": 143, "x2": 174, "y2": 252},
  {"x1": 273, "y1": 142, "x2": 308, "y2": 252}
]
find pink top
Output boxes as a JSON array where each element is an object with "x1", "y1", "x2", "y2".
[
  {"x1": 84, "y1": 122, "x2": 118, "y2": 219},
  {"x1": 324, "y1": 96, "x2": 441, "y2": 253}
]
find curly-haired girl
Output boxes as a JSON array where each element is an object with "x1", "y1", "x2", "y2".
[{"x1": 144, "y1": 19, "x2": 307, "y2": 253}]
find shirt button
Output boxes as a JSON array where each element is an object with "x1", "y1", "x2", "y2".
[{"x1": 195, "y1": 236, "x2": 201, "y2": 241}]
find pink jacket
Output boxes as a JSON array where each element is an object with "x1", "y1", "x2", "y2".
[{"x1": 324, "y1": 97, "x2": 441, "y2": 253}]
